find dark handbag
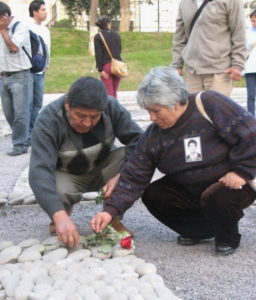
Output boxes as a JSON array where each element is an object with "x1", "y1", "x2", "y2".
[{"x1": 98, "y1": 32, "x2": 128, "y2": 78}]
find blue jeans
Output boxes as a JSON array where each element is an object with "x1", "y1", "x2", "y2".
[
  {"x1": 30, "y1": 72, "x2": 45, "y2": 134},
  {"x1": 0, "y1": 70, "x2": 32, "y2": 149},
  {"x1": 245, "y1": 73, "x2": 256, "y2": 116}
]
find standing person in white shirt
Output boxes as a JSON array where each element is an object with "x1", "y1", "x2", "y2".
[
  {"x1": 0, "y1": 2, "x2": 32, "y2": 156},
  {"x1": 28, "y1": 0, "x2": 50, "y2": 137},
  {"x1": 244, "y1": 9, "x2": 256, "y2": 116},
  {"x1": 172, "y1": 0, "x2": 247, "y2": 97}
]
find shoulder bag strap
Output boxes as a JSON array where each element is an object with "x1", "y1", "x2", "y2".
[
  {"x1": 98, "y1": 32, "x2": 113, "y2": 59},
  {"x1": 189, "y1": 0, "x2": 214, "y2": 36},
  {"x1": 195, "y1": 91, "x2": 214, "y2": 126}
]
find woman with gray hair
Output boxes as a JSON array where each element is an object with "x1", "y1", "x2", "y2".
[{"x1": 91, "y1": 66, "x2": 256, "y2": 256}]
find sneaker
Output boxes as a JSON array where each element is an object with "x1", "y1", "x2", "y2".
[
  {"x1": 177, "y1": 236, "x2": 200, "y2": 246},
  {"x1": 7, "y1": 147, "x2": 27, "y2": 156},
  {"x1": 215, "y1": 244, "x2": 236, "y2": 256}
]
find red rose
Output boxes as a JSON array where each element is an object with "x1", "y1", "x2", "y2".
[{"x1": 120, "y1": 236, "x2": 132, "y2": 249}]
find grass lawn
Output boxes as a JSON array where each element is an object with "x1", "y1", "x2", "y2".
[{"x1": 45, "y1": 28, "x2": 245, "y2": 93}]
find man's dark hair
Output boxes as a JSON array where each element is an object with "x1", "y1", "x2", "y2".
[
  {"x1": 188, "y1": 139, "x2": 197, "y2": 147},
  {"x1": 95, "y1": 16, "x2": 111, "y2": 30},
  {"x1": 67, "y1": 77, "x2": 108, "y2": 110},
  {"x1": 29, "y1": 0, "x2": 45, "y2": 17},
  {"x1": 0, "y1": 2, "x2": 11, "y2": 17},
  {"x1": 250, "y1": 9, "x2": 256, "y2": 19}
]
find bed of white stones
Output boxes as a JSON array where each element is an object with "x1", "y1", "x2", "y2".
[{"x1": 0, "y1": 237, "x2": 182, "y2": 300}]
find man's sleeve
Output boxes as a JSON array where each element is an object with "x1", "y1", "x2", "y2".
[
  {"x1": 108, "y1": 99, "x2": 143, "y2": 159},
  {"x1": 29, "y1": 126, "x2": 65, "y2": 218},
  {"x1": 202, "y1": 91, "x2": 256, "y2": 180},
  {"x1": 171, "y1": 4, "x2": 187, "y2": 69},
  {"x1": 228, "y1": 0, "x2": 247, "y2": 70},
  {"x1": 104, "y1": 130, "x2": 155, "y2": 219},
  {"x1": 94, "y1": 35, "x2": 103, "y2": 72}
]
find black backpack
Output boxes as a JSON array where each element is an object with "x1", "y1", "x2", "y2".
[{"x1": 12, "y1": 21, "x2": 47, "y2": 73}]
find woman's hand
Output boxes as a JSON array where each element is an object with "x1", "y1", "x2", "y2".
[
  {"x1": 100, "y1": 70, "x2": 109, "y2": 79},
  {"x1": 90, "y1": 212, "x2": 112, "y2": 233},
  {"x1": 218, "y1": 172, "x2": 246, "y2": 189}
]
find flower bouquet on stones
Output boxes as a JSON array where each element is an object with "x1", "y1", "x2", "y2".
[{"x1": 80, "y1": 224, "x2": 134, "y2": 259}]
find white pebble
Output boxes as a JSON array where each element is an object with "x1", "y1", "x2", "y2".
[
  {"x1": 33, "y1": 283, "x2": 53, "y2": 297},
  {"x1": 27, "y1": 292, "x2": 45, "y2": 300},
  {"x1": 18, "y1": 239, "x2": 40, "y2": 249},
  {"x1": 60, "y1": 280, "x2": 80, "y2": 294},
  {"x1": 107, "y1": 293, "x2": 128, "y2": 300},
  {"x1": 0, "y1": 241, "x2": 14, "y2": 251},
  {"x1": 112, "y1": 245, "x2": 134, "y2": 258},
  {"x1": 77, "y1": 285, "x2": 94, "y2": 297},
  {"x1": 90, "y1": 279, "x2": 106, "y2": 292},
  {"x1": 68, "y1": 249, "x2": 91, "y2": 261},
  {"x1": 78, "y1": 273, "x2": 94, "y2": 285},
  {"x1": 91, "y1": 248, "x2": 111, "y2": 260},
  {"x1": 97, "y1": 285, "x2": 115, "y2": 299},
  {"x1": 42, "y1": 248, "x2": 68, "y2": 262},
  {"x1": 47, "y1": 290, "x2": 67, "y2": 300},
  {"x1": 3, "y1": 275, "x2": 19, "y2": 297},
  {"x1": 14, "y1": 285, "x2": 31, "y2": 300},
  {"x1": 128, "y1": 295, "x2": 144, "y2": 300},
  {"x1": 81, "y1": 191, "x2": 99, "y2": 200},
  {"x1": 0, "y1": 246, "x2": 22, "y2": 264},
  {"x1": 0, "y1": 290, "x2": 6, "y2": 300},
  {"x1": 66, "y1": 293, "x2": 83, "y2": 300},
  {"x1": 136, "y1": 263, "x2": 157, "y2": 276},
  {"x1": 140, "y1": 273, "x2": 164, "y2": 288},
  {"x1": 18, "y1": 247, "x2": 41, "y2": 263}
]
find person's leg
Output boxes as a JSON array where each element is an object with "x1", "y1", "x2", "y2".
[
  {"x1": 142, "y1": 176, "x2": 215, "y2": 239},
  {"x1": 185, "y1": 71, "x2": 204, "y2": 94},
  {"x1": 30, "y1": 72, "x2": 45, "y2": 134},
  {"x1": 0, "y1": 76, "x2": 14, "y2": 127},
  {"x1": 245, "y1": 73, "x2": 256, "y2": 116},
  {"x1": 112, "y1": 76, "x2": 121, "y2": 99},
  {"x1": 101, "y1": 63, "x2": 115, "y2": 97},
  {"x1": 210, "y1": 73, "x2": 233, "y2": 97},
  {"x1": 5, "y1": 71, "x2": 32, "y2": 153},
  {"x1": 201, "y1": 182, "x2": 256, "y2": 249}
]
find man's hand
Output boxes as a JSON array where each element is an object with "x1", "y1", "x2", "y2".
[
  {"x1": 176, "y1": 68, "x2": 183, "y2": 76},
  {"x1": 224, "y1": 67, "x2": 242, "y2": 81},
  {"x1": 100, "y1": 70, "x2": 109, "y2": 79},
  {"x1": 0, "y1": 15, "x2": 9, "y2": 31},
  {"x1": 52, "y1": 210, "x2": 80, "y2": 248},
  {"x1": 90, "y1": 212, "x2": 112, "y2": 233},
  {"x1": 218, "y1": 171, "x2": 246, "y2": 189},
  {"x1": 102, "y1": 173, "x2": 120, "y2": 198}
]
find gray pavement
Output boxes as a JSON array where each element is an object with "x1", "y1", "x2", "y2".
[{"x1": 0, "y1": 89, "x2": 256, "y2": 300}]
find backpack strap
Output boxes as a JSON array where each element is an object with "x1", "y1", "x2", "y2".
[
  {"x1": 195, "y1": 91, "x2": 214, "y2": 126},
  {"x1": 189, "y1": 0, "x2": 214, "y2": 36},
  {"x1": 11, "y1": 21, "x2": 20, "y2": 34}
]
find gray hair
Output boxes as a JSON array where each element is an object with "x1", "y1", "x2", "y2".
[{"x1": 136, "y1": 66, "x2": 188, "y2": 109}]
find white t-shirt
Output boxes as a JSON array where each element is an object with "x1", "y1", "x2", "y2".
[
  {"x1": 197, "y1": 0, "x2": 204, "y2": 8},
  {"x1": 0, "y1": 17, "x2": 32, "y2": 72},
  {"x1": 244, "y1": 27, "x2": 256, "y2": 74}
]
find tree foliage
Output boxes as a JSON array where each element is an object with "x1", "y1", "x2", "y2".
[{"x1": 60, "y1": 0, "x2": 120, "y2": 25}]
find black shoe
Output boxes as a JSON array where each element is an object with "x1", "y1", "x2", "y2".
[
  {"x1": 7, "y1": 148, "x2": 27, "y2": 156},
  {"x1": 215, "y1": 244, "x2": 236, "y2": 256},
  {"x1": 177, "y1": 236, "x2": 200, "y2": 246}
]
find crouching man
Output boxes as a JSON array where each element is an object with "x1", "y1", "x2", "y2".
[{"x1": 29, "y1": 76, "x2": 143, "y2": 248}]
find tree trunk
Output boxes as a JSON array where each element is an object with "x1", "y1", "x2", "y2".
[
  {"x1": 119, "y1": 0, "x2": 131, "y2": 32},
  {"x1": 89, "y1": 0, "x2": 99, "y2": 55}
]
